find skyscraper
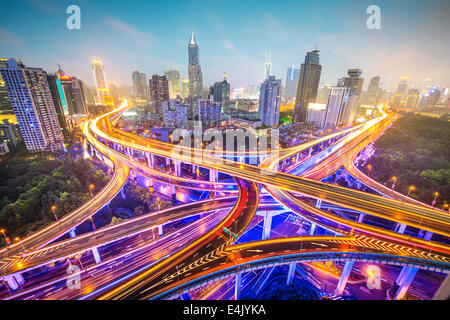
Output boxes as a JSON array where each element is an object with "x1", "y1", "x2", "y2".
[
  {"x1": 0, "y1": 59, "x2": 64, "y2": 152},
  {"x1": 211, "y1": 79, "x2": 230, "y2": 109},
  {"x1": 284, "y1": 65, "x2": 300, "y2": 100},
  {"x1": 404, "y1": 88, "x2": 420, "y2": 108},
  {"x1": 293, "y1": 49, "x2": 322, "y2": 123},
  {"x1": 181, "y1": 78, "x2": 189, "y2": 99},
  {"x1": 149, "y1": 75, "x2": 169, "y2": 114},
  {"x1": 188, "y1": 32, "x2": 203, "y2": 98},
  {"x1": 324, "y1": 87, "x2": 358, "y2": 128},
  {"x1": 59, "y1": 75, "x2": 88, "y2": 115},
  {"x1": 132, "y1": 71, "x2": 149, "y2": 101},
  {"x1": 259, "y1": 75, "x2": 282, "y2": 127},
  {"x1": 396, "y1": 77, "x2": 408, "y2": 95},
  {"x1": 92, "y1": 59, "x2": 108, "y2": 102},
  {"x1": 165, "y1": 70, "x2": 181, "y2": 99},
  {"x1": 340, "y1": 69, "x2": 364, "y2": 98},
  {"x1": 364, "y1": 76, "x2": 381, "y2": 105},
  {"x1": 46, "y1": 74, "x2": 70, "y2": 137}
]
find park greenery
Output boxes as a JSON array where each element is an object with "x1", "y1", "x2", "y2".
[
  {"x1": 0, "y1": 146, "x2": 109, "y2": 240},
  {"x1": 366, "y1": 113, "x2": 450, "y2": 207}
]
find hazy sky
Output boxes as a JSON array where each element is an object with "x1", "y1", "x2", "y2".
[{"x1": 1, "y1": 0, "x2": 449, "y2": 90}]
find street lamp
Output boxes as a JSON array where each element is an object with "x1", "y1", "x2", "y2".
[
  {"x1": 442, "y1": 202, "x2": 449, "y2": 211},
  {"x1": 432, "y1": 192, "x2": 439, "y2": 206},
  {"x1": 367, "y1": 164, "x2": 372, "y2": 177},
  {"x1": 89, "y1": 217, "x2": 96, "y2": 231},
  {"x1": 15, "y1": 237, "x2": 26, "y2": 253},
  {"x1": 391, "y1": 176, "x2": 397, "y2": 190},
  {"x1": 407, "y1": 185, "x2": 415, "y2": 198},
  {"x1": 89, "y1": 184, "x2": 95, "y2": 198},
  {"x1": 51, "y1": 205, "x2": 58, "y2": 221}
]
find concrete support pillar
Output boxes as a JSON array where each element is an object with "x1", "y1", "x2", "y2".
[
  {"x1": 145, "y1": 152, "x2": 154, "y2": 169},
  {"x1": 121, "y1": 188, "x2": 126, "y2": 200},
  {"x1": 165, "y1": 157, "x2": 170, "y2": 167},
  {"x1": 420, "y1": 230, "x2": 433, "y2": 241},
  {"x1": 171, "y1": 185, "x2": 177, "y2": 203},
  {"x1": 209, "y1": 169, "x2": 218, "y2": 182},
  {"x1": 13, "y1": 273, "x2": 24, "y2": 286},
  {"x1": 262, "y1": 211, "x2": 273, "y2": 240},
  {"x1": 3, "y1": 274, "x2": 19, "y2": 290},
  {"x1": 92, "y1": 247, "x2": 101, "y2": 264},
  {"x1": 309, "y1": 223, "x2": 316, "y2": 236},
  {"x1": 69, "y1": 229, "x2": 76, "y2": 238},
  {"x1": 235, "y1": 273, "x2": 241, "y2": 300},
  {"x1": 393, "y1": 267, "x2": 418, "y2": 300},
  {"x1": 174, "y1": 160, "x2": 181, "y2": 177},
  {"x1": 286, "y1": 263, "x2": 296, "y2": 285},
  {"x1": 308, "y1": 147, "x2": 312, "y2": 157},
  {"x1": 358, "y1": 213, "x2": 365, "y2": 223},
  {"x1": 395, "y1": 223, "x2": 407, "y2": 234},
  {"x1": 158, "y1": 225, "x2": 163, "y2": 236},
  {"x1": 433, "y1": 273, "x2": 450, "y2": 300},
  {"x1": 315, "y1": 199, "x2": 322, "y2": 209},
  {"x1": 335, "y1": 261, "x2": 354, "y2": 295}
]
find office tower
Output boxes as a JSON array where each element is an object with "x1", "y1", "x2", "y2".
[
  {"x1": 284, "y1": 66, "x2": 300, "y2": 100},
  {"x1": 132, "y1": 71, "x2": 149, "y2": 101},
  {"x1": 340, "y1": 69, "x2": 364, "y2": 98},
  {"x1": 420, "y1": 87, "x2": 441, "y2": 108},
  {"x1": 188, "y1": 32, "x2": 203, "y2": 98},
  {"x1": 293, "y1": 49, "x2": 322, "y2": 123},
  {"x1": 0, "y1": 59, "x2": 64, "y2": 152},
  {"x1": 165, "y1": 70, "x2": 181, "y2": 99},
  {"x1": 264, "y1": 49, "x2": 272, "y2": 79},
  {"x1": 0, "y1": 73, "x2": 12, "y2": 112},
  {"x1": 259, "y1": 75, "x2": 282, "y2": 127},
  {"x1": 108, "y1": 82, "x2": 120, "y2": 106},
  {"x1": 0, "y1": 119, "x2": 20, "y2": 146},
  {"x1": 59, "y1": 75, "x2": 88, "y2": 115},
  {"x1": 324, "y1": 87, "x2": 358, "y2": 128},
  {"x1": 197, "y1": 99, "x2": 221, "y2": 123},
  {"x1": 396, "y1": 77, "x2": 408, "y2": 95},
  {"x1": 317, "y1": 85, "x2": 332, "y2": 104},
  {"x1": 92, "y1": 59, "x2": 108, "y2": 102},
  {"x1": 365, "y1": 76, "x2": 381, "y2": 105},
  {"x1": 162, "y1": 100, "x2": 188, "y2": 128},
  {"x1": 306, "y1": 103, "x2": 327, "y2": 128},
  {"x1": 211, "y1": 79, "x2": 230, "y2": 109},
  {"x1": 149, "y1": 74, "x2": 169, "y2": 114},
  {"x1": 181, "y1": 78, "x2": 189, "y2": 99},
  {"x1": 46, "y1": 74, "x2": 70, "y2": 137},
  {"x1": 404, "y1": 88, "x2": 420, "y2": 108}
]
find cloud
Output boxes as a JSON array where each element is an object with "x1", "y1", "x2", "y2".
[
  {"x1": 103, "y1": 16, "x2": 158, "y2": 48},
  {"x1": 0, "y1": 28, "x2": 23, "y2": 47},
  {"x1": 223, "y1": 39, "x2": 236, "y2": 51}
]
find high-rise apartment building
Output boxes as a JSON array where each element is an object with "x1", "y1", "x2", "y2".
[
  {"x1": 259, "y1": 76, "x2": 282, "y2": 127},
  {"x1": 284, "y1": 65, "x2": 300, "y2": 100},
  {"x1": 149, "y1": 75, "x2": 169, "y2": 114},
  {"x1": 293, "y1": 50, "x2": 322, "y2": 123},
  {"x1": 132, "y1": 71, "x2": 149, "y2": 101},
  {"x1": 165, "y1": 70, "x2": 181, "y2": 99},
  {"x1": 46, "y1": 74, "x2": 70, "y2": 137},
  {"x1": 324, "y1": 87, "x2": 358, "y2": 128},
  {"x1": 0, "y1": 73, "x2": 12, "y2": 112},
  {"x1": 197, "y1": 99, "x2": 221, "y2": 123},
  {"x1": 162, "y1": 100, "x2": 188, "y2": 128},
  {"x1": 211, "y1": 79, "x2": 230, "y2": 109},
  {"x1": 181, "y1": 78, "x2": 189, "y2": 99},
  {"x1": 59, "y1": 75, "x2": 88, "y2": 115},
  {"x1": 396, "y1": 77, "x2": 408, "y2": 95},
  {"x1": 188, "y1": 32, "x2": 203, "y2": 98},
  {"x1": 404, "y1": 88, "x2": 420, "y2": 108},
  {"x1": 0, "y1": 59, "x2": 64, "y2": 152},
  {"x1": 364, "y1": 76, "x2": 380, "y2": 105},
  {"x1": 92, "y1": 59, "x2": 111, "y2": 104},
  {"x1": 340, "y1": 69, "x2": 364, "y2": 98}
]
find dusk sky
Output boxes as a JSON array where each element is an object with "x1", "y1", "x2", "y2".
[{"x1": 1, "y1": 0, "x2": 449, "y2": 90}]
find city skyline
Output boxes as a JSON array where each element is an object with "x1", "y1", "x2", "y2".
[{"x1": 1, "y1": 0, "x2": 449, "y2": 89}]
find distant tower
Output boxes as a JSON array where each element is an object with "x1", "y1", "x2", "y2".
[
  {"x1": 259, "y1": 75, "x2": 282, "y2": 127},
  {"x1": 92, "y1": 59, "x2": 108, "y2": 101},
  {"x1": 264, "y1": 49, "x2": 272, "y2": 80},
  {"x1": 284, "y1": 65, "x2": 300, "y2": 100},
  {"x1": 293, "y1": 49, "x2": 322, "y2": 123},
  {"x1": 396, "y1": 77, "x2": 408, "y2": 95},
  {"x1": 365, "y1": 76, "x2": 381, "y2": 105},
  {"x1": 188, "y1": 32, "x2": 203, "y2": 98}
]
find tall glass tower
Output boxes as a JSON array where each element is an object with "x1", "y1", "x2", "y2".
[{"x1": 188, "y1": 32, "x2": 203, "y2": 98}]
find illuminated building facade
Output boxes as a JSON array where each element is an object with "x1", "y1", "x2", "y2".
[
  {"x1": 259, "y1": 76, "x2": 282, "y2": 127},
  {"x1": 188, "y1": 32, "x2": 203, "y2": 99},
  {"x1": 149, "y1": 74, "x2": 169, "y2": 114},
  {"x1": 165, "y1": 70, "x2": 181, "y2": 99},
  {"x1": 293, "y1": 49, "x2": 322, "y2": 123},
  {"x1": 0, "y1": 59, "x2": 64, "y2": 152}
]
